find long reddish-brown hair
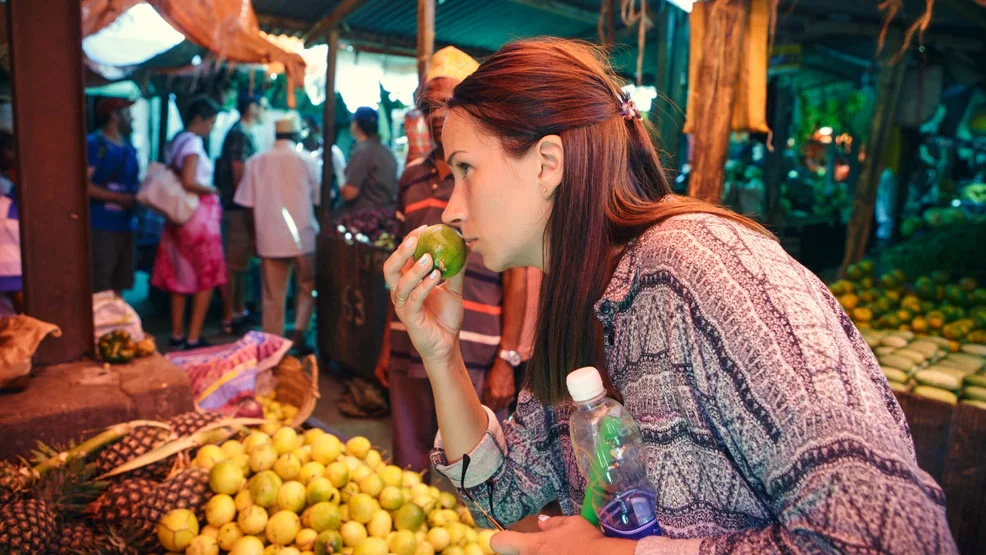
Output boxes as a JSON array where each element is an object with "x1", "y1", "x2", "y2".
[{"x1": 448, "y1": 38, "x2": 771, "y2": 404}]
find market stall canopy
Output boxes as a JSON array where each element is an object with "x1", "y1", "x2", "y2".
[{"x1": 80, "y1": 0, "x2": 307, "y2": 96}]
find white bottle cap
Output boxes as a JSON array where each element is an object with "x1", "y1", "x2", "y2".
[{"x1": 567, "y1": 366, "x2": 606, "y2": 402}]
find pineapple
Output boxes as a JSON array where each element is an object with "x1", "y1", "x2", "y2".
[
  {"x1": 168, "y1": 411, "x2": 222, "y2": 437},
  {"x1": 0, "y1": 460, "x2": 33, "y2": 505},
  {"x1": 53, "y1": 521, "x2": 101, "y2": 555},
  {"x1": 0, "y1": 497, "x2": 58, "y2": 554},
  {"x1": 94, "y1": 425, "x2": 172, "y2": 480},
  {"x1": 0, "y1": 448, "x2": 103, "y2": 555},
  {"x1": 142, "y1": 467, "x2": 210, "y2": 524},
  {"x1": 87, "y1": 477, "x2": 158, "y2": 540}
]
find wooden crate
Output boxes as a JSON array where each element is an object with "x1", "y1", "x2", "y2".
[{"x1": 894, "y1": 391, "x2": 986, "y2": 555}]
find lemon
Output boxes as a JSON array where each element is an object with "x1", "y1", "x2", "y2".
[{"x1": 413, "y1": 224, "x2": 467, "y2": 279}]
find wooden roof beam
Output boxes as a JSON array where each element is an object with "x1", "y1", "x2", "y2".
[{"x1": 302, "y1": 0, "x2": 374, "y2": 47}]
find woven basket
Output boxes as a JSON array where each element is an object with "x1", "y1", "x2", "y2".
[{"x1": 256, "y1": 354, "x2": 320, "y2": 428}]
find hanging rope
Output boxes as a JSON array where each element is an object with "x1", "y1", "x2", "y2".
[
  {"x1": 620, "y1": 0, "x2": 652, "y2": 85},
  {"x1": 877, "y1": 0, "x2": 935, "y2": 62}
]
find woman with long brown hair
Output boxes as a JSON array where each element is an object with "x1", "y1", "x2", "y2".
[{"x1": 383, "y1": 38, "x2": 954, "y2": 554}]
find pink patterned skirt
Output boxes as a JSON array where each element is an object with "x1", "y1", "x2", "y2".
[{"x1": 151, "y1": 194, "x2": 227, "y2": 295}]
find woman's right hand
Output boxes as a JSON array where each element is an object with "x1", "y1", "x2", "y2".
[{"x1": 383, "y1": 227, "x2": 466, "y2": 367}]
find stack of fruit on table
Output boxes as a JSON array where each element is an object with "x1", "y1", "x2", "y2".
[
  {"x1": 829, "y1": 260, "x2": 986, "y2": 408},
  {"x1": 0, "y1": 412, "x2": 495, "y2": 555},
  {"x1": 332, "y1": 208, "x2": 400, "y2": 252}
]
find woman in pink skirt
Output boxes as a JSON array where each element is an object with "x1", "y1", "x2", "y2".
[{"x1": 151, "y1": 96, "x2": 227, "y2": 349}]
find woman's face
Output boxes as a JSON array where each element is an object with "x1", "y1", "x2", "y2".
[
  {"x1": 441, "y1": 110, "x2": 554, "y2": 272},
  {"x1": 192, "y1": 115, "x2": 217, "y2": 138}
]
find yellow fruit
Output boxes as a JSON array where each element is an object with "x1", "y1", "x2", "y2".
[
  {"x1": 294, "y1": 445, "x2": 312, "y2": 464},
  {"x1": 341, "y1": 521, "x2": 369, "y2": 547},
  {"x1": 209, "y1": 460, "x2": 247, "y2": 495},
  {"x1": 158, "y1": 509, "x2": 199, "y2": 552},
  {"x1": 354, "y1": 537, "x2": 389, "y2": 555},
  {"x1": 359, "y1": 473, "x2": 385, "y2": 498},
  {"x1": 346, "y1": 437, "x2": 372, "y2": 459},
  {"x1": 267, "y1": 510, "x2": 302, "y2": 546},
  {"x1": 278, "y1": 548, "x2": 302, "y2": 555},
  {"x1": 295, "y1": 528, "x2": 319, "y2": 551},
  {"x1": 364, "y1": 450, "x2": 383, "y2": 470},
  {"x1": 243, "y1": 432, "x2": 271, "y2": 453},
  {"x1": 229, "y1": 536, "x2": 265, "y2": 555},
  {"x1": 315, "y1": 530, "x2": 344, "y2": 554},
  {"x1": 238, "y1": 505, "x2": 269, "y2": 536},
  {"x1": 249, "y1": 471, "x2": 283, "y2": 508},
  {"x1": 838, "y1": 294, "x2": 860, "y2": 311},
  {"x1": 852, "y1": 306, "x2": 874, "y2": 322},
  {"x1": 217, "y1": 522, "x2": 244, "y2": 550},
  {"x1": 349, "y1": 493, "x2": 378, "y2": 524},
  {"x1": 367, "y1": 510, "x2": 393, "y2": 539},
  {"x1": 205, "y1": 494, "x2": 237, "y2": 527},
  {"x1": 249, "y1": 442, "x2": 279, "y2": 473},
  {"x1": 389, "y1": 529, "x2": 417, "y2": 555},
  {"x1": 274, "y1": 454, "x2": 303, "y2": 481},
  {"x1": 310, "y1": 434, "x2": 344, "y2": 465},
  {"x1": 395, "y1": 503, "x2": 426, "y2": 531},
  {"x1": 273, "y1": 428, "x2": 302, "y2": 455},
  {"x1": 221, "y1": 440, "x2": 247, "y2": 458},
  {"x1": 186, "y1": 534, "x2": 220, "y2": 555},
  {"x1": 201, "y1": 525, "x2": 220, "y2": 539},
  {"x1": 277, "y1": 481, "x2": 308, "y2": 513},
  {"x1": 379, "y1": 486, "x2": 404, "y2": 511},
  {"x1": 463, "y1": 544, "x2": 484, "y2": 555},
  {"x1": 195, "y1": 445, "x2": 227, "y2": 470},
  {"x1": 306, "y1": 476, "x2": 338, "y2": 505},
  {"x1": 413, "y1": 224, "x2": 468, "y2": 279},
  {"x1": 303, "y1": 428, "x2": 326, "y2": 446},
  {"x1": 426, "y1": 527, "x2": 450, "y2": 552},
  {"x1": 477, "y1": 530, "x2": 495, "y2": 555},
  {"x1": 326, "y1": 461, "x2": 351, "y2": 488},
  {"x1": 911, "y1": 317, "x2": 929, "y2": 334},
  {"x1": 304, "y1": 502, "x2": 342, "y2": 532},
  {"x1": 402, "y1": 471, "x2": 423, "y2": 489}
]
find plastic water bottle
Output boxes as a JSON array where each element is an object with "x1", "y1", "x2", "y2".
[{"x1": 567, "y1": 366, "x2": 661, "y2": 539}]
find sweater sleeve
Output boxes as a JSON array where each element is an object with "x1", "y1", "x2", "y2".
[
  {"x1": 430, "y1": 389, "x2": 569, "y2": 529},
  {"x1": 664, "y1": 219, "x2": 956, "y2": 554}
]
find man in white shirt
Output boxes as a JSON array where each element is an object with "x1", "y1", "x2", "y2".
[{"x1": 234, "y1": 115, "x2": 320, "y2": 351}]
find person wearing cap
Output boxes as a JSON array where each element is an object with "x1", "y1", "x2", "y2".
[
  {"x1": 234, "y1": 115, "x2": 319, "y2": 352},
  {"x1": 373, "y1": 46, "x2": 529, "y2": 474},
  {"x1": 86, "y1": 97, "x2": 140, "y2": 295},
  {"x1": 337, "y1": 106, "x2": 397, "y2": 214},
  {"x1": 216, "y1": 92, "x2": 267, "y2": 333}
]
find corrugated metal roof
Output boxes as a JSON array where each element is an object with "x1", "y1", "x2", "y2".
[
  {"x1": 252, "y1": 0, "x2": 340, "y2": 24},
  {"x1": 343, "y1": 0, "x2": 597, "y2": 52}
]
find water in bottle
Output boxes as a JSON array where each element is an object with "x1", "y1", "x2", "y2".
[{"x1": 567, "y1": 366, "x2": 661, "y2": 539}]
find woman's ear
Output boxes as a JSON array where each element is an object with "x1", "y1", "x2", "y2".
[{"x1": 536, "y1": 134, "x2": 564, "y2": 198}]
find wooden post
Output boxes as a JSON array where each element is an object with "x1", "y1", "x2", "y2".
[
  {"x1": 321, "y1": 28, "x2": 340, "y2": 231},
  {"x1": 7, "y1": 0, "x2": 93, "y2": 364},
  {"x1": 687, "y1": 0, "x2": 751, "y2": 203},
  {"x1": 417, "y1": 0, "x2": 436, "y2": 88},
  {"x1": 655, "y1": 7, "x2": 688, "y2": 170},
  {"x1": 839, "y1": 47, "x2": 906, "y2": 277},
  {"x1": 764, "y1": 77, "x2": 793, "y2": 229},
  {"x1": 157, "y1": 95, "x2": 170, "y2": 162},
  {"x1": 891, "y1": 127, "x2": 921, "y2": 243}
]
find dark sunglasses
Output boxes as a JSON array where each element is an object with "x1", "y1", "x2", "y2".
[{"x1": 459, "y1": 453, "x2": 505, "y2": 531}]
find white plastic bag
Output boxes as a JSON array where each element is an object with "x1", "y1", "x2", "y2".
[
  {"x1": 93, "y1": 291, "x2": 143, "y2": 345},
  {"x1": 136, "y1": 161, "x2": 199, "y2": 225}
]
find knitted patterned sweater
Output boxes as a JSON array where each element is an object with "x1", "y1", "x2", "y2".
[{"x1": 432, "y1": 214, "x2": 956, "y2": 554}]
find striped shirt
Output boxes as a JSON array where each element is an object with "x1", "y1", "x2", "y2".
[{"x1": 390, "y1": 153, "x2": 503, "y2": 379}]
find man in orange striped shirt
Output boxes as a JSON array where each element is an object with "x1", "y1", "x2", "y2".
[{"x1": 375, "y1": 47, "x2": 528, "y2": 475}]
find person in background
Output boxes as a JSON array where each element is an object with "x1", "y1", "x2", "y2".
[
  {"x1": 87, "y1": 97, "x2": 140, "y2": 295},
  {"x1": 234, "y1": 115, "x2": 319, "y2": 353},
  {"x1": 337, "y1": 107, "x2": 397, "y2": 214},
  {"x1": 374, "y1": 47, "x2": 527, "y2": 475},
  {"x1": 151, "y1": 96, "x2": 226, "y2": 350},
  {"x1": 215, "y1": 93, "x2": 267, "y2": 334},
  {"x1": 0, "y1": 130, "x2": 21, "y2": 313}
]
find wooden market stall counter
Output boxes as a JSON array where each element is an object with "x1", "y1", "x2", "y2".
[
  {"x1": 0, "y1": 355, "x2": 193, "y2": 461},
  {"x1": 893, "y1": 391, "x2": 986, "y2": 554}
]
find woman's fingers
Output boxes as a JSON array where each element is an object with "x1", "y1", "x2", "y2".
[
  {"x1": 383, "y1": 225, "x2": 426, "y2": 293},
  {"x1": 405, "y1": 268, "x2": 442, "y2": 313},
  {"x1": 394, "y1": 254, "x2": 435, "y2": 308}
]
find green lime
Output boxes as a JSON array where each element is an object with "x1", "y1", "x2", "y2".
[{"x1": 413, "y1": 224, "x2": 467, "y2": 279}]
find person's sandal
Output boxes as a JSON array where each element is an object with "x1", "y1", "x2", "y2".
[
  {"x1": 168, "y1": 336, "x2": 186, "y2": 349},
  {"x1": 221, "y1": 320, "x2": 234, "y2": 335}
]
